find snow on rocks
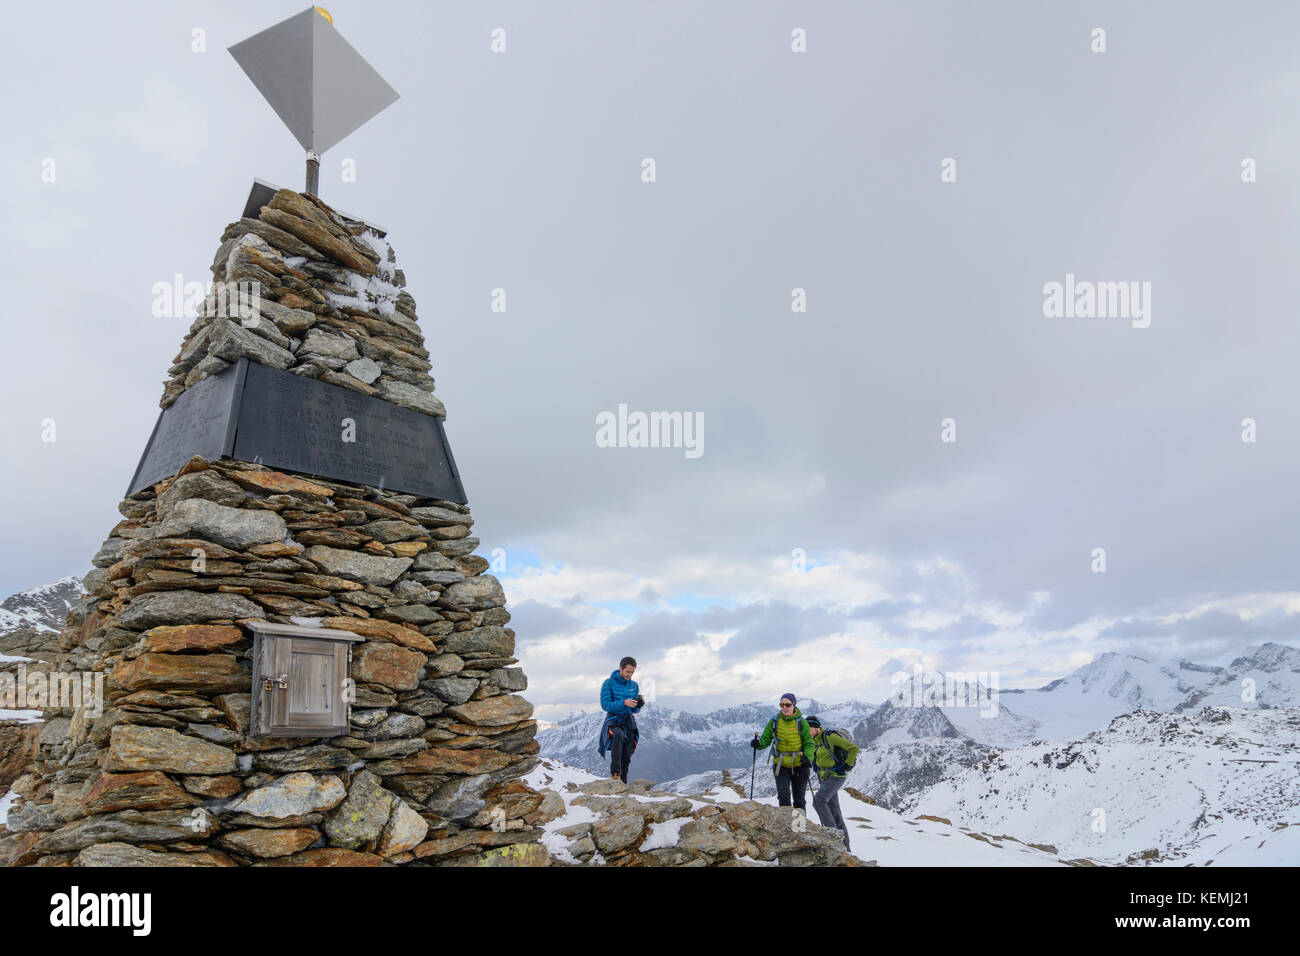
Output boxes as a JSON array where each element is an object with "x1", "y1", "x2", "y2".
[
  {"x1": 0, "y1": 788, "x2": 18, "y2": 828},
  {"x1": 160, "y1": 190, "x2": 435, "y2": 414},
  {"x1": 691, "y1": 780, "x2": 1080, "y2": 867},
  {"x1": 526, "y1": 758, "x2": 850, "y2": 867},
  {"x1": 326, "y1": 234, "x2": 401, "y2": 318},
  {"x1": 524, "y1": 757, "x2": 1084, "y2": 867},
  {"x1": 640, "y1": 816, "x2": 690, "y2": 852}
]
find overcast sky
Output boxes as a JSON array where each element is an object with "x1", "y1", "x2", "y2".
[{"x1": 3, "y1": 1, "x2": 1298, "y2": 720}]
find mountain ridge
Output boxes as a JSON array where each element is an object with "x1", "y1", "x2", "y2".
[
  {"x1": 0, "y1": 576, "x2": 83, "y2": 637},
  {"x1": 542, "y1": 644, "x2": 1300, "y2": 801}
]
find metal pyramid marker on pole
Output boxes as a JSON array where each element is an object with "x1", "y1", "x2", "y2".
[{"x1": 229, "y1": 6, "x2": 399, "y2": 195}]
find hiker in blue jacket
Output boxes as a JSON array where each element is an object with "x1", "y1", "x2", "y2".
[{"x1": 597, "y1": 656, "x2": 644, "y2": 783}]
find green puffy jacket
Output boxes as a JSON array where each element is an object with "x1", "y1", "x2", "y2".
[
  {"x1": 810, "y1": 728, "x2": 859, "y2": 778},
  {"x1": 756, "y1": 709, "x2": 816, "y2": 768}
]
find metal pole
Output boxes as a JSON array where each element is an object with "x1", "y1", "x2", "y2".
[
  {"x1": 305, "y1": 150, "x2": 320, "y2": 196},
  {"x1": 749, "y1": 732, "x2": 758, "y2": 799}
]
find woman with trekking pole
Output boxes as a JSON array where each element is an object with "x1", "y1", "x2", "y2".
[{"x1": 749, "y1": 692, "x2": 816, "y2": 810}]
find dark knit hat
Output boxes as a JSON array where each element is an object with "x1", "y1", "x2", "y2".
[
  {"x1": 780, "y1": 693, "x2": 796, "y2": 705},
  {"x1": 805, "y1": 716, "x2": 821, "y2": 728}
]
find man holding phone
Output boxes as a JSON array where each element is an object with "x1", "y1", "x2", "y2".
[{"x1": 597, "y1": 656, "x2": 645, "y2": 783}]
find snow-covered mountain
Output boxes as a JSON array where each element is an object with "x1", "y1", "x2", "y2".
[
  {"x1": 580, "y1": 645, "x2": 1300, "y2": 811},
  {"x1": 908, "y1": 705, "x2": 1300, "y2": 866},
  {"x1": 536, "y1": 698, "x2": 876, "y2": 782},
  {"x1": 1000, "y1": 644, "x2": 1300, "y2": 740},
  {"x1": 658, "y1": 684, "x2": 1038, "y2": 805},
  {"x1": 661, "y1": 704, "x2": 1300, "y2": 865},
  {"x1": 0, "y1": 576, "x2": 82, "y2": 635}
]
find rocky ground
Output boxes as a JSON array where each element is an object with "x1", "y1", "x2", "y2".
[{"x1": 523, "y1": 758, "x2": 1095, "y2": 867}]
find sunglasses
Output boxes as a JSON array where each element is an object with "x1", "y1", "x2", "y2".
[{"x1": 779, "y1": 702, "x2": 793, "y2": 709}]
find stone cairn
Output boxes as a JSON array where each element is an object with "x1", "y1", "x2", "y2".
[{"x1": 1, "y1": 190, "x2": 550, "y2": 867}]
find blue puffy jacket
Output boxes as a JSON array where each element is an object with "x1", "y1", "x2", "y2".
[
  {"x1": 597, "y1": 670, "x2": 643, "y2": 758},
  {"x1": 600, "y1": 670, "x2": 643, "y2": 716}
]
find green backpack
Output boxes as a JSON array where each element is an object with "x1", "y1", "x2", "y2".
[{"x1": 819, "y1": 729, "x2": 854, "y2": 768}]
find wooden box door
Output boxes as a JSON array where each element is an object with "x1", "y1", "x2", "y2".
[{"x1": 269, "y1": 636, "x2": 349, "y2": 736}]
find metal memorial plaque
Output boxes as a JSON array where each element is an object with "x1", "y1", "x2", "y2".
[
  {"x1": 127, "y1": 364, "x2": 243, "y2": 494},
  {"x1": 128, "y1": 358, "x2": 466, "y2": 503},
  {"x1": 233, "y1": 361, "x2": 464, "y2": 501}
]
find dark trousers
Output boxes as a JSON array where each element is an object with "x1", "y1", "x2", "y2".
[
  {"x1": 608, "y1": 725, "x2": 633, "y2": 782},
  {"x1": 773, "y1": 761, "x2": 810, "y2": 809}
]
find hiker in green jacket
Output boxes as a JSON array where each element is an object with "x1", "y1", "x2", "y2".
[
  {"x1": 750, "y1": 693, "x2": 816, "y2": 810},
  {"x1": 806, "y1": 716, "x2": 859, "y2": 850}
]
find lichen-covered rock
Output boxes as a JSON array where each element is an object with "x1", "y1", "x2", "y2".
[
  {"x1": 344, "y1": 356, "x2": 382, "y2": 384},
  {"x1": 105, "y1": 725, "x2": 238, "y2": 775},
  {"x1": 442, "y1": 626, "x2": 515, "y2": 658},
  {"x1": 208, "y1": 319, "x2": 294, "y2": 369},
  {"x1": 389, "y1": 747, "x2": 513, "y2": 777},
  {"x1": 376, "y1": 798, "x2": 428, "y2": 856},
  {"x1": 300, "y1": 328, "x2": 360, "y2": 362},
  {"x1": 74, "y1": 843, "x2": 238, "y2": 867},
  {"x1": 155, "y1": 470, "x2": 246, "y2": 516},
  {"x1": 351, "y1": 641, "x2": 426, "y2": 691},
  {"x1": 441, "y1": 575, "x2": 505, "y2": 609},
  {"x1": 446, "y1": 695, "x2": 533, "y2": 727},
  {"x1": 251, "y1": 745, "x2": 354, "y2": 773},
  {"x1": 323, "y1": 771, "x2": 395, "y2": 850},
  {"x1": 0, "y1": 722, "x2": 40, "y2": 788},
  {"x1": 33, "y1": 808, "x2": 220, "y2": 855},
  {"x1": 151, "y1": 497, "x2": 288, "y2": 551},
  {"x1": 117, "y1": 591, "x2": 263, "y2": 631},
  {"x1": 303, "y1": 545, "x2": 412, "y2": 586},
  {"x1": 224, "y1": 772, "x2": 346, "y2": 819},
  {"x1": 110, "y1": 652, "x2": 248, "y2": 694},
  {"x1": 489, "y1": 667, "x2": 528, "y2": 691},
  {"x1": 378, "y1": 379, "x2": 446, "y2": 418},
  {"x1": 80, "y1": 771, "x2": 201, "y2": 814},
  {"x1": 258, "y1": 848, "x2": 384, "y2": 867},
  {"x1": 424, "y1": 773, "x2": 494, "y2": 821},
  {"x1": 427, "y1": 676, "x2": 478, "y2": 704},
  {"x1": 441, "y1": 843, "x2": 549, "y2": 867},
  {"x1": 141, "y1": 624, "x2": 245, "y2": 653},
  {"x1": 590, "y1": 812, "x2": 647, "y2": 855},
  {"x1": 217, "y1": 827, "x2": 320, "y2": 858}
]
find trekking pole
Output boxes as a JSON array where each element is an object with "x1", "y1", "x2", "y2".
[{"x1": 749, "y1": 732, "x2": 758, "y2": 799}]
